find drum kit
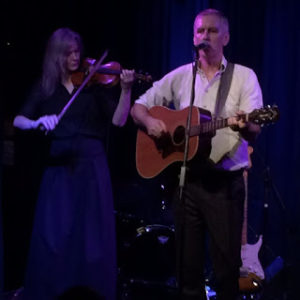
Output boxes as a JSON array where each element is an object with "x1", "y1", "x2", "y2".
[
  {"x1": 115, "y1": 210, "x2": 177, "y2": 300},
  {"x1": 115, "y1": 210, "x2": 216, "y2": 300}
]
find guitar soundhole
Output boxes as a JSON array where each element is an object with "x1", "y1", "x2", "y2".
[{"x1": 173, "y1": 126, "x2": 185, "y2": 146}]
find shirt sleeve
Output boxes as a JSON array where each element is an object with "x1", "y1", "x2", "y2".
[
  {"x1": 134, "y1": 66, "x2": 186, "y2": 109},
  {"x1": 239, "y1": 67, "x2": 263, "y2": 113}
]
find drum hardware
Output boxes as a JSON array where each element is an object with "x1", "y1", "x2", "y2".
[
  {"x1": 116, "y1": 212, "x2": 220, "y2": 299},
  {"x1": 118, "y1": 223, "x2": 176, "y2": 287}
]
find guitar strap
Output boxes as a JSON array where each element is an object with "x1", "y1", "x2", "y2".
[{"x1": 214, "y1": 62, "x2": 235, "y2": 117}]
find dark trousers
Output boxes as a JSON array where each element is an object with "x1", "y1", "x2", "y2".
[{"x1": 174, "y1": 168, "x2": 245, "y2": 300}]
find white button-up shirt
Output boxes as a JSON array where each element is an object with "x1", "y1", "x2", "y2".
[{"x1": 135, "y1": 57, "x2": 263, "y2": 170}]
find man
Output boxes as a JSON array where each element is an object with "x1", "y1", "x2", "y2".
[{"x1": 131, "y1": 8, "x2": 262, "y2": 300}]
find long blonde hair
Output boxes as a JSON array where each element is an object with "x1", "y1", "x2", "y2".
[{"x1": 41, "y1": 28, "x2": 82, "y2": 97}]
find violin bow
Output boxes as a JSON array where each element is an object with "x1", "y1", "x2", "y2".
[{"x1": 57, "y1": 49, "x2": 109, "y2": 121}]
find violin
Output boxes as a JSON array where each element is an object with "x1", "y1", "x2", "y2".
[{"x1": 72, "y1": 58, "x2": 152, "y2": 87}]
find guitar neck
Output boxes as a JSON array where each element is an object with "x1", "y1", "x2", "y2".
[
  {"x1": 189, "y1": 118, "x2": 227, "y2": 136},
  {"x1": 190, "y1": 113, "x2": 250, "y2": 136}
]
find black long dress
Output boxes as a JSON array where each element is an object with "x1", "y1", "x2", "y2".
[{"x1": 20, "y1": 83, "x2": 119, "y2": 300}]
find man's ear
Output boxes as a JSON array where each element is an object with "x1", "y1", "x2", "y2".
[
  {"x1": 223, "y1": 33, "x2": 230, "y2": 46},
  {"x1": 193, "y1": 35, "x2": 197, "y2": 46}
]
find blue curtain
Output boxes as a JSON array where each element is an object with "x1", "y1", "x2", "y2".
[{"x1": 259, "y1": 0, "x2": 300, "y2": 270}]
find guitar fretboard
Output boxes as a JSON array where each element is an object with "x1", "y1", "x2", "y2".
[{"x1": 190, "y1": 118, "x2": 229, "y2": 136}]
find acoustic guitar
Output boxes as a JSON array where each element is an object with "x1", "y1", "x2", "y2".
[{"x1": 136, "y1": 105, "x2": 279, "y2": 178}]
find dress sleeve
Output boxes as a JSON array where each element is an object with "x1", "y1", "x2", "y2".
[{"x1": 19, "y1": 82, "x2": 44, "y2": 119}]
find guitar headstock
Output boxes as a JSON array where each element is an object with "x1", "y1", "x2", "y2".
[{"x1": 249, "y1": 105, "x2": 280, "y2": 126}]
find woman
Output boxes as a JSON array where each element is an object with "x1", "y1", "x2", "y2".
[{"x1": 13, "y1": 27, "x2": 134, "y2": 300}]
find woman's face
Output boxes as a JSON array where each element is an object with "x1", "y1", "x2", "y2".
[{"x1": 65, "y1": 41, "x2": 80, "y2": 73}]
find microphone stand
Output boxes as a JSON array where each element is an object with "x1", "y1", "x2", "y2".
[
  {"x1": 177, "y1": 49, "x2": 199, "y2": 297},
  {"x1": 178, "y1": 52, "x2": 198, "y2": 197},
  {"x1": 254, "y1": 149, "x2": 286, "y2": 237}
]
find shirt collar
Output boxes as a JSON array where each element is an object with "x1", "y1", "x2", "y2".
[{"x1": 198, "y1": 56, "x2": 227, "y2": 73}]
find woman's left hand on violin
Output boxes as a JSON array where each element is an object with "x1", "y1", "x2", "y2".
[{"x1": 120, "y1": 69, "x2": 135, "y2": 90}]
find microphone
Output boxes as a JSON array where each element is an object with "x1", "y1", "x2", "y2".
[
  {"x1": 194, "y1": 41, "x2": 209, "y2": 50},
  {"x1": 193, "y1": 41, "x2": 209, "y2": 59}
]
